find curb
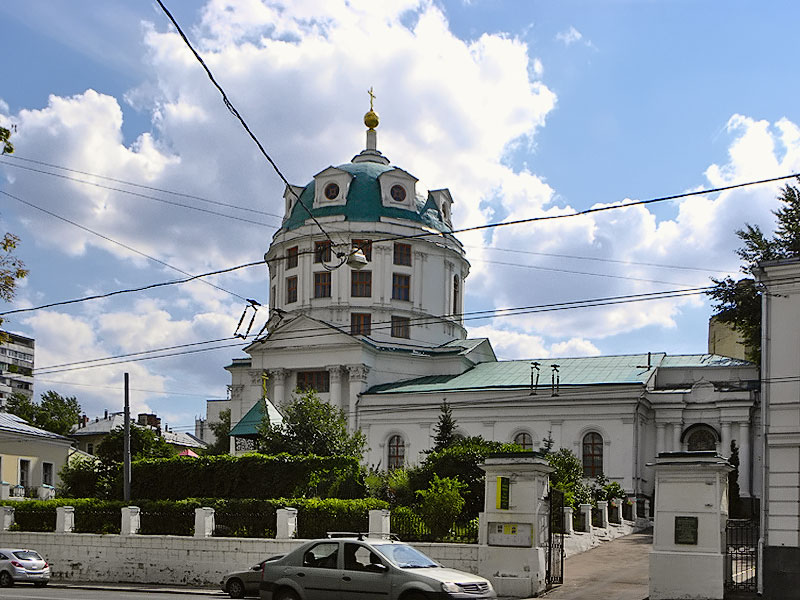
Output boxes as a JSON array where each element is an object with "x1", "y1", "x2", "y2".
[{"x1": 49, "y1": 581, "x2": 222, "y2": 595}]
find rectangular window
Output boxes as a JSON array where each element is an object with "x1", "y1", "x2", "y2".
[
  {"x1": 314, "y1": 272, "x2": 331, "y2": 298},
  {"x1": 351, "y1": 271, "x2": 372, "y2": 297},
  {"x1": 392, "y1": 273, "x2": 410, "y2": 301},
  {"x1": 391, "y1": 316, "x2": 410, "y2": 339},
  {"x1": 19, "y1": 459, "x2": 30, "y2": 488},
  {"x1": 393, "y1": 243, "x2": 412, "y2": 266},
  {"x1": 351, "y1": 313, "x2": 372, "y2": 336},
  {"x1": 314, "y1": 241, "x2": 332, "y2": 263},
  {"x1": 296, "y1": 370, "x2": 330, "y2": 393},
  {"x1": 42, "y1": 462, "x2": 53, "y2": 487},
  {"x1": 287, "y1": 246, "x2": 299, "y2": 269},
  {"x1": 286, "y1": 276, "x2": 298, "y2": 303},
  {"x1": 351, "y1": 239, "x2": 372, "y2": 261}
]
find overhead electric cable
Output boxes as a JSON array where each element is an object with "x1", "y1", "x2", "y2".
[
  {"x1": 1, "y1": 154, "x2": 284, "y2": 219},
  {"x1": 154, "y1": 0, "x2": 334, "y2": 245},
  {"x1": 0, "y1": 159, "x2": 279, "y2": 227}
]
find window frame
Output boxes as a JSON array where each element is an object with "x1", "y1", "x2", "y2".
[
  {"x1": 391, "y1": 316, "x2": 410, "y2": 339},
  {"x1": 314, "y1": 240, "x2": 332, "y2": 263},
  {"x1": 582, "y1": 432, "x2": 604, "y2": 478},
  {"x1": 392, "y1": 273, "x2": 411, "y2": 301},
  {"x1": 286, "y1": 275, "x2": 298, "y2": 304},
  {"x1": 393, "y1": 243, "x2": 412, "y2": 266},
  {"x1": 514, "y1": 432, "x2": 533, "y2": 450},
  {"x1": 42, "y1": 462, "x2": 54, "y2": 487},
  {"x1": 351, "y1": 271, "x2": 372, "y2": 297},
  {"x1": 351, "y1": 313, "x2": 372, "y2": 336},
  {"x1": 388, "y1": 435, "x2": 405, "y2": 469},
  {"x1": 314, "y1": 271, "x2": 332, "y2": 298},
  {"x1": 296, "y1": 370, "x2": 331, "y2": 393},
  {"x1": 286, "y1": 246, "x2": 299, "y2": 269}
]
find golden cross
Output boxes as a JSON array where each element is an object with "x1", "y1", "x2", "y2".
[{"x1": 368, "y1": 87, "x2": 376, "y2": 111}]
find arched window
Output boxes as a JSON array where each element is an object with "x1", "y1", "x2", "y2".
[
  {"x1": 582, "y1": 432, "x2": 603, "y2": 477},
  {"x1": 514, "y1": 432, "x2": 533, "y2": 450},
  {"x1": 686, "y1": 426, "x2": 718, "y2": 451},
  {"x1": 387, "y1": 435, "x2": 405, "y2": 469}
]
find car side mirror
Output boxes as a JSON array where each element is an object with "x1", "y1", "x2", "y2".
[
  {"x1": 365, "y1": 563, "x2": 388, "y2": 574},
  {"x1": 252, "y1": 564, "x2": 262, "y2": 571}
]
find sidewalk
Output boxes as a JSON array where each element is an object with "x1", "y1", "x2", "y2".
[
  {"x1": 49, "y1": 580, "x2": 221, "y2": 595},
  {"x1": 536, "y1": 530, "x2": 652, "y2": 600}
]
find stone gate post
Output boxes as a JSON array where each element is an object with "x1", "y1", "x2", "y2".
[
  {"x1": 649, "y1": 451, "x2": 732, "y2": 600},
  {"x1": 478, "y1": 452, "x2": 553, "y2": 598}
]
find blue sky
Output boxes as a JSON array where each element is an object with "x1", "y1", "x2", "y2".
[{"x1": 2, "y1": 0, "x2": 799, "y2": 432}]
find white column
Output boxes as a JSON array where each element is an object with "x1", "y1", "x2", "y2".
[
  {"x1": 629, "y1": 497, "x2": 638, "y2": 521},
  {"x1": 194, "y1": 507, "x2": 215, "y2": 538},
  {"x1": 656, "y1": 423, "x2": 666, "y2": 455},
  {"x1": 276, "y1": 508, "x2": 298, "y2": 539},
  {"x1": 720, "y1": 421, "x2": 732, "y2": 457},
  {"x1": 671, "y1": 423, "x2": 682, "y2": 451},
  {"x1": 329, "y1": 366, "x2": 344, "y2": 412},
  {"x1": 271, "y1": 368, "x2": 287, "y2": 408},
  {"x1": 413, "y1": 251, "x2": 425, "y2": 310},
  {"x1": 563, "y1": 506, "x2": 574, "y2": 534},
  {"x1": 0, "y1": 482, "x2": 8, "y2": 500},
  {"x1": 347, "y1": 365, "x2": 370, "y2": 431},
  {"x1": 121, "y1": 506, "x2": 140, "y2": 536},
  {"x1": 0, "y1": 506, "x2": 13, "y2": 531},
  {"x1": 56, "y1": 506, "x2": 74, "y2": 533},
  {"x1": 738, "y1": 421, "x2": 751, "y2": 496}
]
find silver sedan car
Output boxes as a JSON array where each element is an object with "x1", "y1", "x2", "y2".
[
  {"x1": 0, "y1": 548, "x2": 50, "y2": 587},
  {"x1": 259, "y1": 535, "x2": 496, "y2": 600}
]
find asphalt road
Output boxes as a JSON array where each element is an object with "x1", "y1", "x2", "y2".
[{"x1": 0, "y1": 585, "x2": 225, "y2": 600}]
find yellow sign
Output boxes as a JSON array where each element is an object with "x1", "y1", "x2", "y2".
[{"x1": 496, "y1": 476, "x2": 510, "y2": 509}]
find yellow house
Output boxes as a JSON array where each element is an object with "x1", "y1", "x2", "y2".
[{"x1": 0, "y1": 412, "x2": 73, "y2": 494}]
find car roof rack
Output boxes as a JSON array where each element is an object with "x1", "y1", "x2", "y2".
[{"x1": 325, "y1": 532, "x2": 402, "y2": 541}]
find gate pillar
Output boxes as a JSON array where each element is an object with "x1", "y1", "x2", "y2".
[
  {"x1": 649, "y1": 451, "x2": 732, "y2": 600},
  {"x1": 477, "y1": 452, "x2": 553, "y2": 598}
]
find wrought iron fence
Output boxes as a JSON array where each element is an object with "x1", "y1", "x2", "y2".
[
  {"x1": 622, "y1": 500, "x2": 633, "y2": 521},
  {"x1": 725, "y1": 519, "x2": 758, "y2": 594},
  {"x1": 138, "y1": 508, "x2": 194, "y2": 536},
  {"x1": 573, "y1": 509, "x2": 586, "y2": 532},
  {"x1": 609, "y1": 503, "x2": 621, "y2": 524},
  {"x1": 591, "y1": 507, "x2": 602, "y2": 528},
  {"x1": 73, "y1": 508, "x2": 121, "y2": 534},
  {"x1": 214, "y1": 510, "x2": 276, "y2": 538},
  {"x1": 12, "y1": 508, "x2": 56, "y2": 532},
  {"x1": 391, "y1": 511, "x2": 477, "y2": 543}
]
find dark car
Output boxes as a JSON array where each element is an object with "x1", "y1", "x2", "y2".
[{"x1": 259, "y1": 535, "x2": 495, "y2": 599}]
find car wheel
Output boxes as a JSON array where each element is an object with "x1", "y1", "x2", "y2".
[
  {"x1": 226, "y1": 578, "x2": 245, "y2": 599},
  {"x1": 274, "y1": 588, "x2": 300, "y2": 600},
  {"x1": 0, "y1": 571, "x2": 12, "y2": 587}
]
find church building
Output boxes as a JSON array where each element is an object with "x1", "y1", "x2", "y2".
[{"x1": 210, "y1": 104, "x2": 760, "y2": 507}]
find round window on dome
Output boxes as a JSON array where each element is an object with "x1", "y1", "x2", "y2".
[
  {"x1": 390, "y1": 184, "x2": 407, "y2": 202},
  {"x1": 324, "y1": 182, "x2": 340, "y2": 200}
]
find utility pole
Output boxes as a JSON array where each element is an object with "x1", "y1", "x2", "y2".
[{"x1": 123, "y1": 372, "x2": 131, "y2": 502}]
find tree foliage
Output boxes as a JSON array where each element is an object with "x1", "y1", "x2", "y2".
[
  {"x1": 708, "y1": 179, "x2": 800, "y2": 362},
  {"x1": 257, "y1": 389, "x2": 366, "y2": 458},
  {"x1": 95, "y1": 425, "x2": 174, "y2": 466},
  {"x1": 205, "y1": 408, "x2": 231, "y2": 455},
  {"x1": 5, "y1": 390, "x2": 81, "y2": 436},
  {"x1": 431, "y1": 399, "x2": 456, "y2": 452},
  {"x1": 547, "y1": 448, "x2": 591, "y2": 509},
  {"x1": 0, "y1": 127, "x2": 27, "y2": 335},
  {"x1": 415, "y1": 474, "x2": 467, "y2": 538}
]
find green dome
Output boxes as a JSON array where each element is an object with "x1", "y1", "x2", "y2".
[{"x1": 280, "y1": 161, "x2": 452, "y2": 233}]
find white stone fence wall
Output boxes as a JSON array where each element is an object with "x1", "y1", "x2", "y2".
[{"x1": 0, "y1": 504, "x2": 651, "y2": 586}]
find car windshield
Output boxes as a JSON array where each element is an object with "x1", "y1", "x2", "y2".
[
  {"x1": 371, "y1": 543, "x2": 437, "y2": 568},
  {"x1": 13, "y1": 551, "x2": 42, "y2": 561}
]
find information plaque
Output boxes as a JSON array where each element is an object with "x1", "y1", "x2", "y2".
[
  {"x1": 674, "y1": 516, "x2": 698, "y2": 545},
  {"x1": 496, "y1": 476, "x2": 510, "y2": 510},
  {"x1": 487, "y1": 521, "x2": 532, "y2": 547}
]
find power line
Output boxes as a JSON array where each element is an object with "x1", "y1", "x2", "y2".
[
  {"x1": 154, "y1": 0, "x2": 334, "y2": 246},
  {"x1": 0, "y1": 260, "x2": 263, "y2": 317},
  {"x1": 35, "y1": 377, "x2": 225, "y2": 399},
  {"x1": 0, "y1": 189, "x2": 254, "y2": 303},
  {"x1": 0, "y1": 157, "x2": 280, "y2": 227},
  {"x1": 1, "y1": 154, "x2": 284, "y2": 219}
]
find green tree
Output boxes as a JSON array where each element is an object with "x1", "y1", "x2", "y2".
[
  {"x1": 5, "y1": 390, "x2": 80, "y2": 436},
  {"x1": 416, "y1": 474, "x2": 467, "y2": 538},
  {"x1": 547, "y1": 447, "x2": 591, "y2": 509},
  {"x1": 204, "y1": 408, "x2": 231, "y2": 455},
  {"x1": 0, "y1": 126, "x2": 28, "y2": 336},
  {"x1": 257, "y1": 389, "x2": 366, "y2": 458},
  {"x1": 431, "y1": 399, "x2": 456, "y2": 452},
  {"x1": 708, "y1": 179, "x2": 800, "y2": 362},
  {"x1": 95, "y1": 425, "x2": 174, "y2": 466}
]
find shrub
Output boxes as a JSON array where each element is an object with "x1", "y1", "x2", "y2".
[{"x1": 415, "y1": 474, "x2": 466, "y2": 539}]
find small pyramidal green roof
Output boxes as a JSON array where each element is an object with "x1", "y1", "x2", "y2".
[
  {"x1": 281, "y1": 161, "x2": 451, "y2": 233},
  {"x1": 229, "y1": 398, "x2": 283, "y2": 438}
]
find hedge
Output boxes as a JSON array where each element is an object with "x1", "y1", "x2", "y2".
[
  {"x1": 0, "y1": 497, "x2": 388, "y2": 538},
  {"x1": 129, "y1": 453, "x2": 365, "y2": 500}
]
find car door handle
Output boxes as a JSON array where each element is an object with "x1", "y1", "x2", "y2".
[{"x1": 342, "y1": 576, "x2": 351, "y2": 582}]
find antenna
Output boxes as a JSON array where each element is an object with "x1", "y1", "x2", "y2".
[
  {"x1": 530, "y1": 362, "x2": 540, "y2": 395},
  {"x1": 551, "y1": 364, "x2": 560, "y2": 397}
]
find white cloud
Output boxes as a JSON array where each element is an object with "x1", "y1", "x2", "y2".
[{"x1": 556, "y1": 26, "x2": 583, "y2": 46}]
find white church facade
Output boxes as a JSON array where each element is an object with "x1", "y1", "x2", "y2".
[{"x1": 206, "y1": 107, "x2": 761, "y2": 507}]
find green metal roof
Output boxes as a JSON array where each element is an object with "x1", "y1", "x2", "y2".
[
  {"x1": 229, "y1": 399, "x2": 283, "y2": 437},
  {"x1": 658, "y1": 354, "x2": 754, "y2": 368},
  {"x1": 281, "y1": 161, "x2": 451, "y2": 233},
  {"x1": 366, "y1": 354, "x2": 666, "y2": 395}
]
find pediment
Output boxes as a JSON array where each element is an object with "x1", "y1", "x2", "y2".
[{"x1": 244, "y1": 314, "x2": 363, "y2": 354}]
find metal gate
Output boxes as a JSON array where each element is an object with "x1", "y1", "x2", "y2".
[
  {"x1": 546, "y1": 488, "x2": 565, "y2": 587},
  {"x1": 725, "y1": 519, "x2": 758, "y2": 596}
]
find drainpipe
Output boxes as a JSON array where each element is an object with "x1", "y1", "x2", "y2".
[{"x1": 758, "y1": 275, "x2": 769, "y2": 597}]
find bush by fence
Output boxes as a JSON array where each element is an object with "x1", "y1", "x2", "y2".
[
  {"x1": 129, "y1": 453, "x2": 365, "y2": 500},
  {"x1": 0, "y1": 497, "x2": 388, "y2": 538}
]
